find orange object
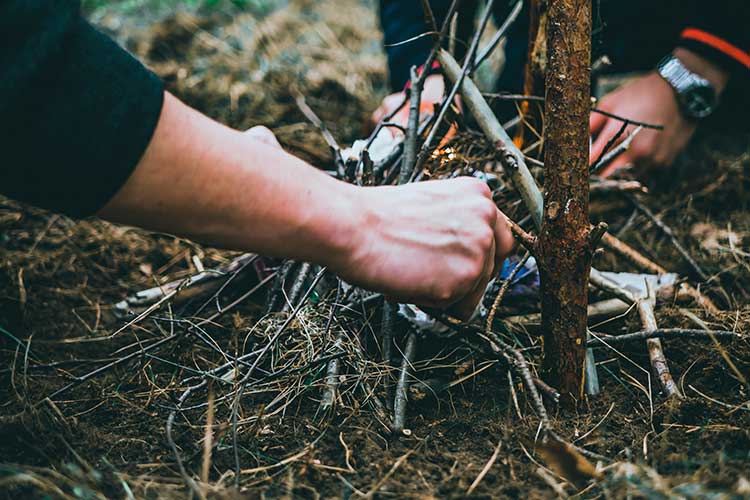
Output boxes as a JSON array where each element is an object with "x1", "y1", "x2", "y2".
[{"x1": 681, "y1": 28, "x2": 750, "y2": 69}]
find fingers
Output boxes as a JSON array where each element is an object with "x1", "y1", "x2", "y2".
[
  {"x1": 452, "y1": 232, "x2": 496, "y2": 320},
  {"x1": 371, "y1": 92, "x2": 407, "y2": 129},
  {"x1": 452, "y1": 210, "x2": 514, "y2": 320},
  {"x1": 590, "y1": 120, "x2": 623, "y2": 166},
  {"x1": 494, "y1": 211, "x2": 515, "y2": 269},
  {"x1": 370, "y1": 104, "x2": 388, "y2": 127},
  {"x1": 447, "y1": 183, "x2": 509, "y2": 319},
  {"x1": 589, "y1": 108, "x2": 607, "y2": 136},
  {"x1": 359, "y1": 177, "x2": 510, "y2": 320},
  {"x1": 599, "y1": 157, "x2": 633, "y2": 178}
]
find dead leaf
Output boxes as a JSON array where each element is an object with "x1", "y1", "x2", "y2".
[{"x1": 536, "y1": 436, "x2": 601, "y2": 488}]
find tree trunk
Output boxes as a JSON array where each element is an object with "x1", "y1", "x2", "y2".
[{"x1": 538, "y1": 0, "x2": 592, "y2": 408}]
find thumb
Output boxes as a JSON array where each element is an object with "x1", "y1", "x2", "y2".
[
  {"x1": 245, "y1": 125, "x2": 282, "y2": 149},
  {"x1": 494, "y1": 211, "x2": 515, "y2": 271},
  {"x1": 589, "y1": 109, "x2": 607, "y2": 137}
]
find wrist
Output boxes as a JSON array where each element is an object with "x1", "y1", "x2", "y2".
[
  {"x1": 673, "y1": 47, "x2": 730, "y2": 95},
  {"x1": 301, "y1": 179, "x2": 367, "y2": 272}
]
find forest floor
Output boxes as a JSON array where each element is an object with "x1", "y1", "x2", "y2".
[{"x1": 1, "y1": 1, "x2": 749, "y2": 498}]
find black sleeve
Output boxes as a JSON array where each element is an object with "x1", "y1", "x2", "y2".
[
  {"x1": 0, "y1": 0, "x2": 164, "y2": 218},
  {"x1": 379, "y1": 0, "x2": 477, "y2": 92},
  {"x1": 676, "y1": 1, "x2": 750, "y2": 76}
]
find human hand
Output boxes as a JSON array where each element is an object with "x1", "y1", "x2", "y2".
[
  {"x1": 330, "y1": 177, "x2": 514, "y2": 319},
  {"x1": 590, "y1": 49, "x2": 729, "y2": 177},
  {"x1": 100, "y1": 93, "x2": 510, "y2": 319},
  {"x1": 589, "y1": 72, "x2": 696, "y2": 176},
  {"x1": 246, "y1": 117, "x2": 509, "y2": 319},
  {"x1": 370, "y1": 74, "x2": 449, "y2": 138}
]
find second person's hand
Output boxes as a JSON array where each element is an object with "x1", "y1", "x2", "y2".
[{"x1": 370, "y1": 74, "x2": 449, "y2": 138}]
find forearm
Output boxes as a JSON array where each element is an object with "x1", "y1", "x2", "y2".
[
  {"x1": 98, "y1": 93, "x2": 513, "y2": 316},
  {"x1": 99, "y1": 93, "x2": 357, "y2": 267}
]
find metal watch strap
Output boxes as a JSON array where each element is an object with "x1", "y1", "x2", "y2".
[{"x1": 657, "y1": 55, "x2": 717, "y2": 119}]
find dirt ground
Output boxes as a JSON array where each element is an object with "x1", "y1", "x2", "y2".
[{"x1": 1, "y1": 1, "x2": 749, "y2": 498}]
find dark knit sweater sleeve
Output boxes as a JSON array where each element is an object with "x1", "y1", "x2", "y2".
[
  {"x1": 676, "y1": 1, "x2": 750, "y2": 76},
  {"x1": 0, "y1": 0, "x2": 164, "y2": 217}
]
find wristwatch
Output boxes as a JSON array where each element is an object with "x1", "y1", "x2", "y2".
[{"x1": 657, "y1": 55, "x2": 718, "y2": 119}]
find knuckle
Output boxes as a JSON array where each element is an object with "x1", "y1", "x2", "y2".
[
  {"x1": 433, "y1": 284, "x2": 455, "y2": 304},
  {"x1": 248, "y1": 125, "x2": 271, "y2": 135},
  {"x1": 480, "y1": 199, "x2": 498, "y2": 223},
  {"x1": 438, "y1": 263, "x2": 479, "y2": 304},
  {"x1": 476, "y1": 226, "x2": 495, "y2": 251},
  {"x1": 460, "y1": 177, "x2": 491, "y2": 196},
  {"x1": 461, "y1": 259, "x2": 484, "y2": 285},
  {"x1": 474, "y1": 179, "x2": 492, "y2": 197}
]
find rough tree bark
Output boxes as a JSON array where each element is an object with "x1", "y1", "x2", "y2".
[{"x1": 538, "y1": 0, "x2": 592, "y2": 408}]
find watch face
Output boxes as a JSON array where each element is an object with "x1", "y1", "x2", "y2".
[{"x1": 683, "y1": 84, "x2": 717, "y2": 119}]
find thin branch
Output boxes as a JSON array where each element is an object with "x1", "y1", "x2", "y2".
[
  {"x1": 591, "y1": 107, "x2": 664, "y2": 130},
  {"x1": 482, "y1": 92, "x2": 545, "y2": 103},
  {"x1": 319, "y1": 334, "x2": 344, "y2": 411},
  {"x1": 393, "y1": 331, "x2": 418, "y2": 434},
  {"x1": 638, "y1": 295, "x2": 682, "y2": 399},
  {"x1": 599, "y1": 232, "x2": 718, "y2": 313},
  {"x1": 416, "y1": 0, "x2": 460, "y2": 88},
  {"x1": 400, "y1": 66, "x2": 422, "y2": 184},
  {"x1": 589, "y1": 125, "x2": 643, "y2": 175},
  {"x1": 508, "y1": 219, "x2": 538, "y2": 254},
  {"x1": 437, "y1": 49, "x2": 544, "y2": 229},
  {"x1": 381, "y1": 301, "x2": 397, "y2": 411},
  {"x1": 627, "y1": 194, "x2": 709, "y2": 281},
  {"x1": 481, "y1": 95, "x2": 664, "y2": 130},
  {"x1": 589, "y1": 222, "x2": 609, "y2": 250},
  {"x1": 384, "y1": 31, "x2": 442, "y2": 48},
  {"x1": 281, "y1": 262, "x2": 313, "y2": 312},
  {"x1": 589, "y1": 328, "x2": 744, "y2": 346},
  {"x1": 320, "y1": 282, "x2": 343, "y2": 412},
  {"x1": 419, "y1": 0, "x2": 438, "y2": 33},
  {"x1": 589, "y1": 179, "x2": 646, "y2": 194},
  {"x1": 295, "y1": 95, "x2": 345, "y2": 176},
  {"x1": 472, "y1": 0, "x2": 524, "y2": 72},
  {"x1": 415, "y1": 1, "x2": 497, "y2": 177},
  {"x1": 481, "y1": 330, "x2": 550, "y2": 430},
  {"x1": 486, "y1": 252, "x2": 531, "y2": 331},
  {"x1": 590, "y1": 121, "x2": 629, "y2": 171}
]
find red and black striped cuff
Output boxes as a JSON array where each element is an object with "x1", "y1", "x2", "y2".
[{"x1": 678, "y1": 27, "x2": 750, "y2": 73}]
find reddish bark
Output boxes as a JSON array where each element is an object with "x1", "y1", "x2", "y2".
[
  {"x1": 514, "y1": 0, "x2": 546, "y2": 149},
  {"x1": 538, "y1": 0, "x2": 592, "y2": 408}
]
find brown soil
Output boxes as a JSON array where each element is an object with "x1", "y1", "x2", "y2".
[{"x1": 1, "y1": 1, "x2": 749, "y2": 498}]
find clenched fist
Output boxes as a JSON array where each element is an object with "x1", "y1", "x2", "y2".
[{"x1": 329, "y1": 177, "x2": 514, "y2": 318}]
